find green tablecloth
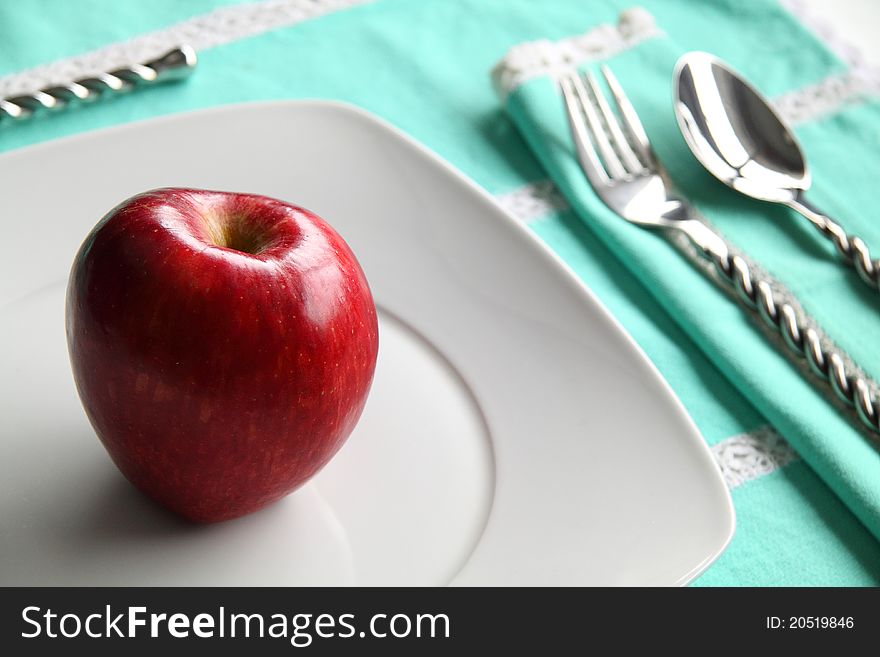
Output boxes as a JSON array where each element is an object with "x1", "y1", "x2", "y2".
[{"x1": 2, "y1": 0, "x2": 879, "y2": 585}]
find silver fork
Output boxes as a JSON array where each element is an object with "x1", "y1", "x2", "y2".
[{"x1": 560, "y1": 66, "x2": 880, "y2": 437}]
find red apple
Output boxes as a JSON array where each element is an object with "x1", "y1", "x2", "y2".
[{"x1": 66, "y1": 188, "x2": 379, "y2": 523}]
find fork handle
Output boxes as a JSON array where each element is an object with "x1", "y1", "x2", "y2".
[
  {"x1": 787, "y1": 195, "x2": 880, "y2": 292},
  {"x1": 673, "y1": 218, "x2": 880, "y2": 436}
]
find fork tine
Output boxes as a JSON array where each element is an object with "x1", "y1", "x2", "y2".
[
  {"x1": 571, "y1": 74, "x2": 627, "y2": 179},
  {"x1": 600, "y1": 64, "x2": 654, "y2": 166},
  {"x1": 584, "y1": 71, "x2": 643, "y2": 174},
  {"x1": 560, "y1": 74, "x2": 609, "y2": 186}
]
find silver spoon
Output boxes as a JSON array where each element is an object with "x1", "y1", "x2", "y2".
[{"x1": 673, "y1": 51, "x2": 879, "y2": 292}]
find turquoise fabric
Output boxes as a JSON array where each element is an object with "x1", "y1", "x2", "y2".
[
  {"x1": 693, "y1": 461, "x2": 880, "y2": 586},
  {"x1": 2, "y1": 0, "x2": 879, "y2": 584}
]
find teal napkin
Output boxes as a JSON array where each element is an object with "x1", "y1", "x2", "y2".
[{"x1": 495, "y1": 7, "x2": 880, "y2": 540}]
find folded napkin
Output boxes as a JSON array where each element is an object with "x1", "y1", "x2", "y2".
[{"x1": 494, "y1": 7, "x2": 880, "y2": 540}]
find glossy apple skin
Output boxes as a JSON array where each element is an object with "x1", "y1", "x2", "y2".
[{"x1": 66, "y1": 188, "x2": 378, "y2": 523}]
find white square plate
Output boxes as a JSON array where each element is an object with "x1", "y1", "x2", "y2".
[{"x1": 0, "y1": 101, "x2": 733, "y2": 585}]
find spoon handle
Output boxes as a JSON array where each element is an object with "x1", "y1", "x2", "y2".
[{"x1": 787, "y1": 196, "x2": 880, "y2": 292}]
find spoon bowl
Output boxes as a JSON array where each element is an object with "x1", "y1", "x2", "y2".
[
  {"x1": 674, "y1": 51, "x2": 808, "y2": 203},
  {"x1": 673, "y1": 51, "x2": 879, "y2": 292}
]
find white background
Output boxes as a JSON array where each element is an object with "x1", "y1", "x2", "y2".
[{"x1": 802, "y1": 0, "x2": 879, "y2": 65}]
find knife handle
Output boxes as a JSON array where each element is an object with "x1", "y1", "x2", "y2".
[{"x1": 0, "y1": 45, "x2": 197, "y2": 123}]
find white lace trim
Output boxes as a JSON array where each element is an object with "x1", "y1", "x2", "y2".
[
  {"x1": 491, "y1": 7, "x2": 662, "y2": 100},
  {"x1": 495, "y1": 180, "x2": 569, "y2": 222},
  {"x1": 773, "y1": 68, "x2": 880, "y2": 125},
  {"x1": 711, "y1": 426, "x2": 799, "y2": 489},
  {"x1": 0, "y1": 0, "x2": 370, "y2": 98}
]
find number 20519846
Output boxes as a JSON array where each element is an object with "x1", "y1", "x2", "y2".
[{"x1": 766, "y1": 617, "x2": 854, "y2": 630}]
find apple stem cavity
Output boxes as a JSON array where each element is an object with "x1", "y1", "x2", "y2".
[{"x1": 204, "y1": 209, "x2": 271, "y2": 255}]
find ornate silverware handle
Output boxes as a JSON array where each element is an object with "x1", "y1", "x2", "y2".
[
  {"x1": 788, "y1": 195, "x2": 880, "y2": 292},
  {"x1": 0, "y1": 45, "x2": 197, "y2": 122},
  {"x1": 672, "y1": 215, "x2": 880, "y2": 436}
]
